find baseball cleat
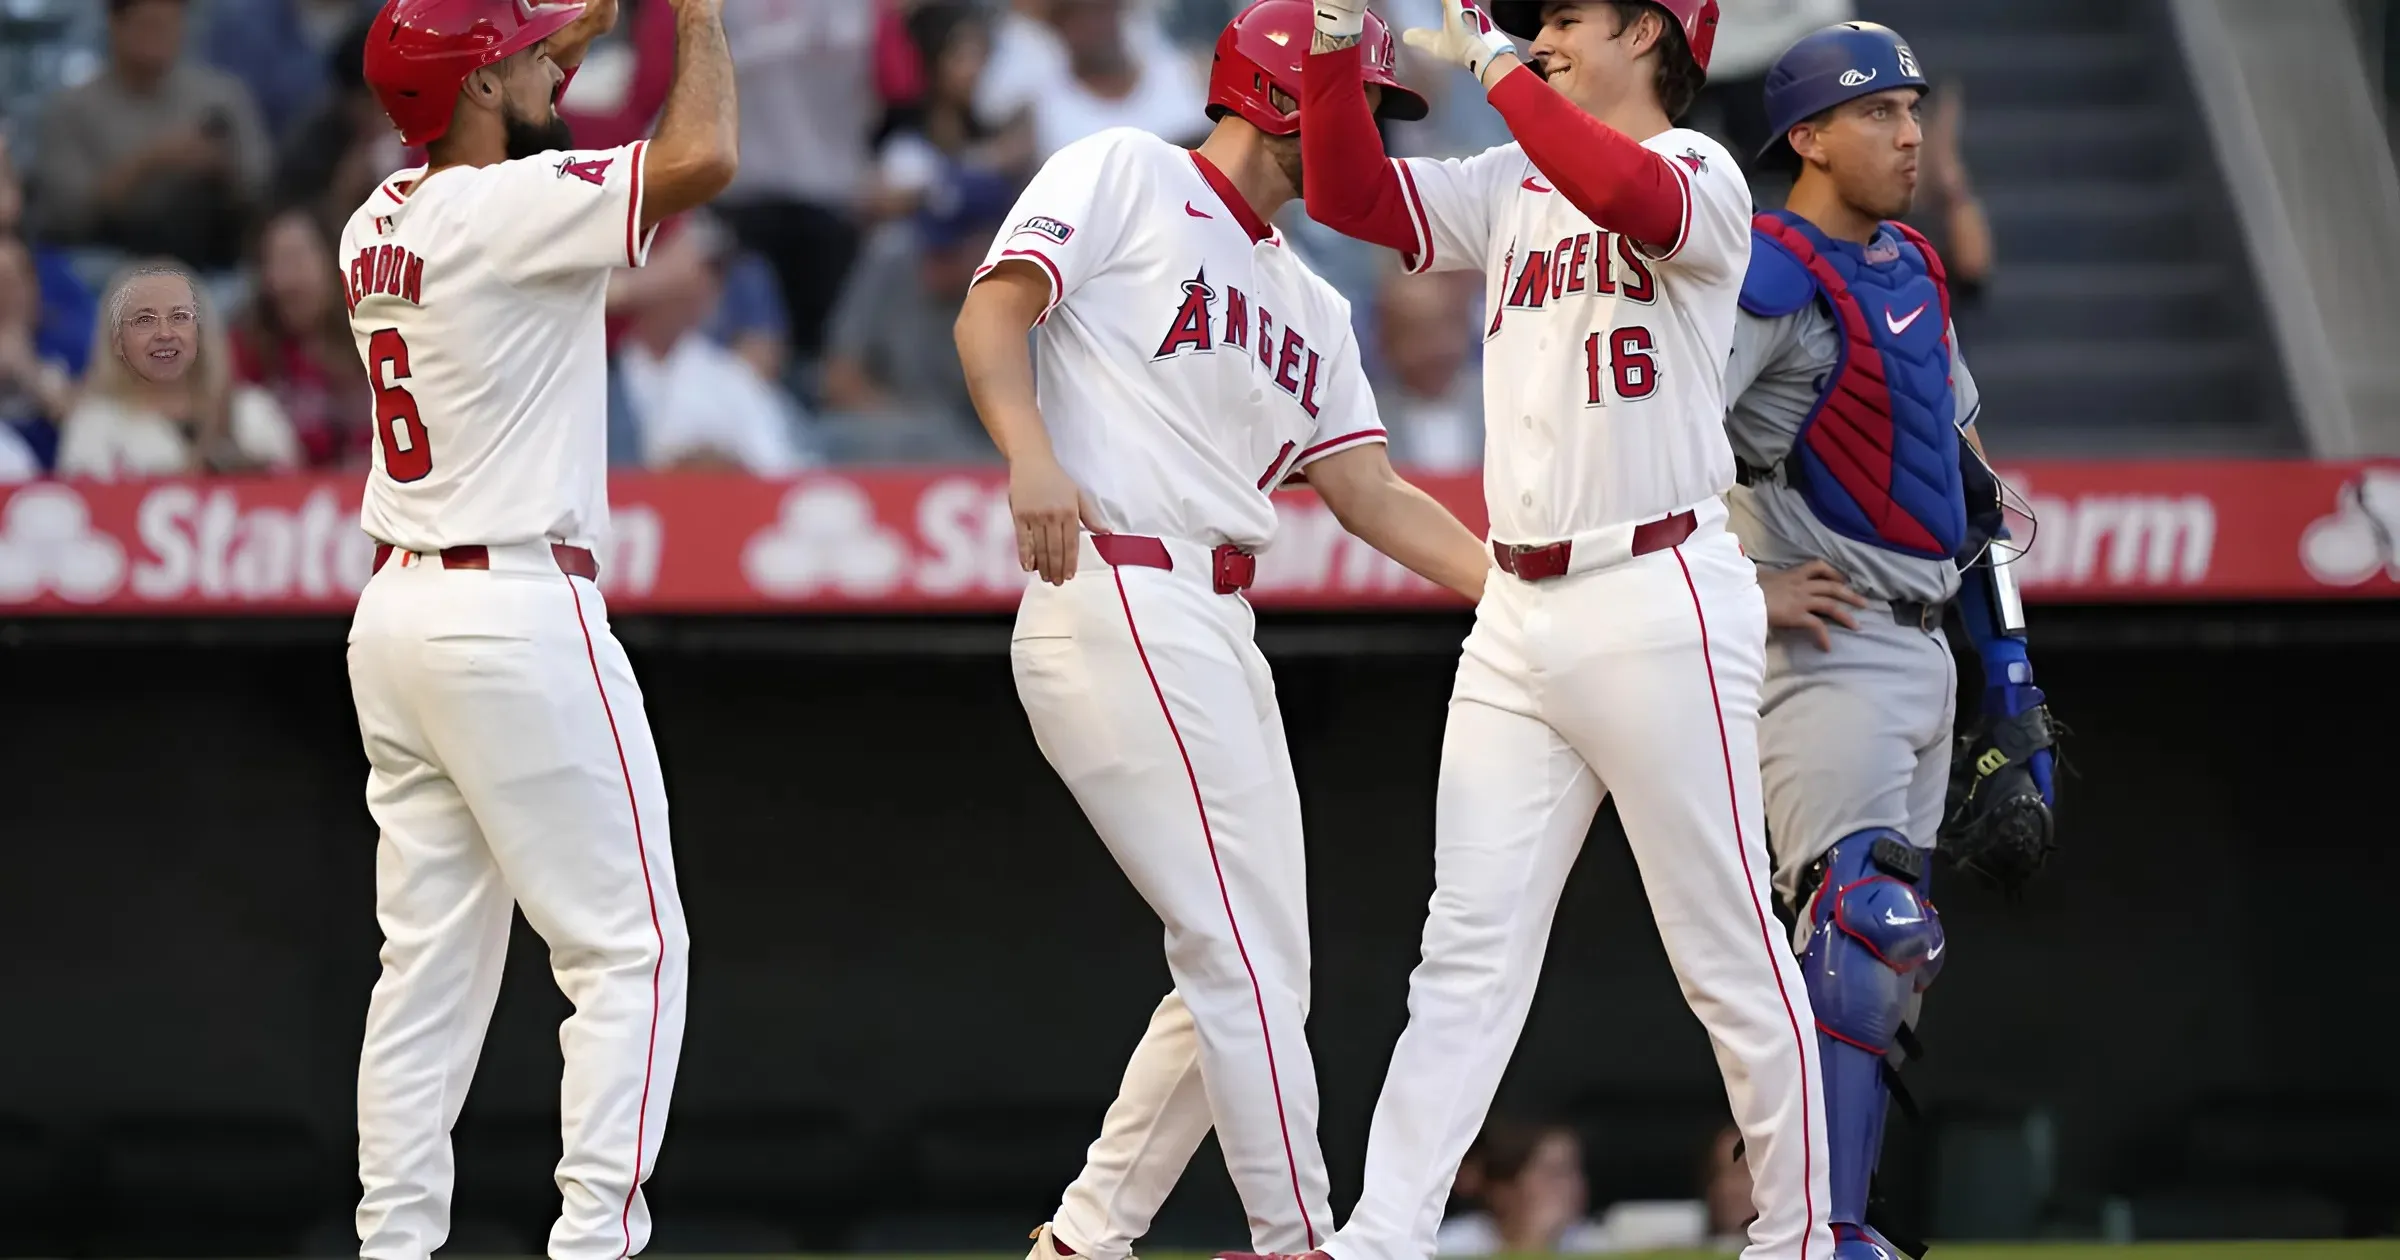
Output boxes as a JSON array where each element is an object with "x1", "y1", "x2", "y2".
[{"x1": 1833, "y1": 1222, "x2": 1909, "y2": 1260}]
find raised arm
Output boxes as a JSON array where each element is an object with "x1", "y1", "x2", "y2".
[
  {"x1": 1400, "y1": 0, "x2": 1685, "y2": 251},
  {"x1": 1300, "y1": 37, "x2": 1421, "y2": 254},
  {"x1": 639, "y1": 0, "x2": 739, "y2": 234}
]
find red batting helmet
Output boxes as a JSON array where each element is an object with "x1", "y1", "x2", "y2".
[
  {"x1": 1207, "y1": 0, "x2": 1428, "y2": 138},
  {"x1": 1488, "y1": 0, "x2": 1722, "y2": 76},
  {"x1": 363, "y1": 0, "x2": 585, "y2": 147}
]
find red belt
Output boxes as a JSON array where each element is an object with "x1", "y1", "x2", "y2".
[
  {"x1": 1492, "y1": 510, "x2": 1697, "y2": 582},
  {"x1": 1091, "y1": 533, "x2": 1255, "y2": 594},
  {"x1": 372, "y1": 542, "x2": 601, "y2": 582}
]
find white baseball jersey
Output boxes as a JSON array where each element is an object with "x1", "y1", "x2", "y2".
[
  {"x1": 1389, "y1": 129, "x2": 1750, "y2": 542},
  {"x1": 973, "y1": 127, "x2": 1387, "y2": 552},
  {"x1": 341, "y1": 141, "x2": 657, "y2": 553}
]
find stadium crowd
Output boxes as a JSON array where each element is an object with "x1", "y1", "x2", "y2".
[{"x1": 0, "y1": 0, "x2": 1988, "y2": 497}]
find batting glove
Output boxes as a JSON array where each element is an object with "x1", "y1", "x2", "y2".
[
  {"x1": 1314, "y1": 0, "x2": 1370, "y2": 41},
  {"x1": 1402, "y1": 0, "x2": 1520, "y2": 87}
]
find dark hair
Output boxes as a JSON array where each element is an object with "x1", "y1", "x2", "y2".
[
  {"x1": 1464, "y1": 1118, "x2": 1577, "y2": 1188},
  {"x1": 107, "y1": 0, "x2": 184, "y2": 15},
  {"x1": 1605, "y1": 1, "x2": 1705, "y2": 122}
]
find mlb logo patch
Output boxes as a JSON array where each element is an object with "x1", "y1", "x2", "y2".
[{"x1": 1013, "y1": 216, "x2": 1075, "y2": 246}]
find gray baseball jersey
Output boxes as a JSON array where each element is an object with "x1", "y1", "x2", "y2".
[{"x1": 1721, "y1": 302, "x2": 1982, "y2": 604}]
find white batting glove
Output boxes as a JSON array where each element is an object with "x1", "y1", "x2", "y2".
[
  {"x1": 1314, "y1": 0, "x2": 1370, "y2": 42},
  {"x1": 1402, "y1": 0, "x2": 1520, "y2": 87}
]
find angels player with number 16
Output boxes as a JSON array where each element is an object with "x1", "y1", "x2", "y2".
[{"x1": 1289, "y1": 2, "x2": 1833, "y2": 1260}]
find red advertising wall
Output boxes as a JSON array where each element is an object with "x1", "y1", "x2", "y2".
[{"x1": 1, "y1": 461, "x2": 2394, "y2": 614}]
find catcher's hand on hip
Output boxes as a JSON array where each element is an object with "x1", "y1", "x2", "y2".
[{"x1": 1402, "y1": 0, "x2": 1520, "y2": 86}]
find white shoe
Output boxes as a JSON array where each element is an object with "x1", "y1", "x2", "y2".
[{"x1": 1028, "y1": 1221, "x2": 1135, "y2": 1260}]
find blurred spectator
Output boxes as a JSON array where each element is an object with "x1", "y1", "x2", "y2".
[
  {"x1": 869, "y1": 2, "x2": 1036, "y2": 221},
  {"x1": 58, "y1": 261, "x2": 296, "y2": 478},
  {"x1": 200, "y1": 0, "x2": 375, "y2": 142},
  {"x1": 1434, "y1": 1119, "x2": 1614, "y2": 1253},
  {"x1": 231, "y1": 206, "x2": 366, "y2": 470},
  {"x1": 1692, "y1": 0, "x2": 1856, "y2": 166},
  {"x1": 717, "y1": 0, "x2": 918, "y2": 360},
  {"x1": 613, "y1": 216, "x2": 810, "y2": 474},
  {"x1": 1373, "y1": 269, "x2": 1484, "y2": 472},
  {"x1": 0, "y1": 238, "x2": 77, "y2": 478},
  {"x1": 1701, "y1": 1122, "x2": 1758, "y2": 1250},
  {"x1": 1032, "y1": 0, "x2": 1209, "y2": 159},
  {"x1": 1908, "y1": 82, "x2": 1995, "y2": 309},
  {"x1": 272, "y1": 8, "x2": 402, "y2": 243},
  {"x1": 557, "y1": 0, "x2": 678, "y2": 153},
  {"x1": 815, "y1": 163, "x2": 1010, "y2": 463},
  {"x1": 975, "y1": 0, "x2": 1073, "y2": 139},
  {"x1": 28, "y1": 0, "x2": 272, "y2": 272},
  {"x1": 1434, "y1": 1117, "x2": 1748, "y2": 1254},
  {"x1": 0, "y1": 131, "x2": 98, "y2": 378}
]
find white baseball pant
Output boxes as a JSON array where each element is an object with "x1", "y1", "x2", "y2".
[
  {"x1": 1011, "y1": 533, "x2": 1333, "y2": 1258},
  {"x1": 1329, "y1": 501, "x2": 1835, "y2": 1260},
  {"x1": 346, "y1": 541, "x2": 687, "y2": 1260}
]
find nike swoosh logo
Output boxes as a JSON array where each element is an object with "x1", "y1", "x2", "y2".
[
  {"x1": 1885, "y1": 302, "x2": 1929, "y2": 335},
  {"x1": 1185, "y1": 201, "x2": 1212, "y2": 219},
  {"x1": 1521, "y1": 177, "x2": 1553, "y2": 194}
]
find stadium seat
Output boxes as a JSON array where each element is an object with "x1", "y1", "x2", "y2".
[
  {"x1": 2123, "y1": 1187, "x2": 2347, "y2": 1240},
  {"x1": 449, "y1": 1108, "x2": 573, "y2": 1248},
  {"x1": 2171, "y1": 1090, "x2": 2400, "y2": 1235},
  {"x1": 0, "y1": 1116, "x2": 80, "y2": 1258},
  {"x1": 1554, "y1": 1088, "x2": 1733, "y2": 1206},
  {"x1": 643, "y1": 1107, "x2": 863, "y2": 1248},
  {"x1": 298, "y1": 1212, "x2": 534, "y2": 1258},
  {"x1": 1924, "y1": 1104, "x2": 2058, "y2": 1241},
  {"x1": 87, "y1": 1113, "x2": 343, "y2": 1257},
  {"x1": 901, "y1": 1100, "x2": 1111, "y2": 1213}
]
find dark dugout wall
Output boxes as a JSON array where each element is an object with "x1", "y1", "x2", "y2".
[{"x1": 1, "y1": 606, "x2": 2393, "y2": 1252}]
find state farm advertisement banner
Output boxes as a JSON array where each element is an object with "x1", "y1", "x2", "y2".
[{"x1": 0, "y1": 461, "x2": 2395, "y2": 615}]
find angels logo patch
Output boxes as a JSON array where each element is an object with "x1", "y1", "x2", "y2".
[
  {"x1": 556, "y1": 155, "x2": 614, "y2": 186},
  {"x1": 1677, "y1": 148, "x2": 1708, "y2": 174},
  {"x1": 1012, "y1": 216, "x2": 1075, "y2": 246}
]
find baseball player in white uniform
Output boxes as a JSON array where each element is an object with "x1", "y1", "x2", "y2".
[
  {"x1": 1294, "y1": 2, "x2": 1833, "y2": 1259},
  {"x1": 343, "y1": 2, "x2": 734, "y2": 1258},
  {"x1": 952, "y1": 4, "x2": 1491, "y2": 1258}
]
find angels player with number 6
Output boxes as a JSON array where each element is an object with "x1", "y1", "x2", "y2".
[
  {"x1": 342, "y1": 1, "x2": 736, "y2": 1257},
  {"x1": 953, "y1": 4, "x2": 1492, "y2": 1258},
  {"x1": 1288, "y1": 2, "x2": 1833, "y2": 1260}
]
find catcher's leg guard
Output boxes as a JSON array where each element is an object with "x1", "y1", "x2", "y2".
[{"x1": 1800, "y1": 828, "x2": 1943, "y2": 1257}]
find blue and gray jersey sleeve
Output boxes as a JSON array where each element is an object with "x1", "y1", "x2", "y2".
[{"x1": 1721, "y1": 302, "x2": 1981, "y2": 605}]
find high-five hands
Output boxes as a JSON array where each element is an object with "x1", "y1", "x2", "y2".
[{"x1": 1402, "y1": 0, "x2": 1521, "y2": 87}]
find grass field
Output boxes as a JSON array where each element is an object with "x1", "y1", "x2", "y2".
[{"x1": 722, "y1": 1246, "x2": 2400, "y2": 1260}]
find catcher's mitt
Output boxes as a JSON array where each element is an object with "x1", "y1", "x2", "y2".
[{"x1": 1937, "y1": 703, "x2": 2060, "y2": 894}]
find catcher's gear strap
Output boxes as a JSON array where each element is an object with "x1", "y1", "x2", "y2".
[{"x1": 1802, "y1": 829, "x2": 1943, "y2": 1245}]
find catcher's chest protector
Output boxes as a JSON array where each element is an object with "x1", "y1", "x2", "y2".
[{"x1": 1741, "y1": 210, "x2": 1967, "y2": 560}]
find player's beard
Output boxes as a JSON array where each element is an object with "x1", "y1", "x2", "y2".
[
  {"x1": 1265, "y1": 134, "x2": 1305, "y2": 199},
  {"x1": 503, "y1": 104, "x2": 576, "y2": 162}
]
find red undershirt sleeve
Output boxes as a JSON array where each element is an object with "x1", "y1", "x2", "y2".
[
  {"x1": 1299, "y1": 44, "x2": 1420, "y2": 255},
  {"x1": 1485, "y1": 66, "x2": 1686, "y2": 252}
]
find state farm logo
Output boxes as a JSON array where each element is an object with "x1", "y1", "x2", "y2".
[
  {"x1": 2299, "y1": 468, "x2": 2400, "y2": 585},
  {"x1": 0, "y1": 484, "x2": 128, "y2": 603},
  {"x1": 1997, "y1": 473, "x2": 2215, "y2": 588},
  {"x1": 742, "y1": 481, "x2": 912, "y2": 597}
]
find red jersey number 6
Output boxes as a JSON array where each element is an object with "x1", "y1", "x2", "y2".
[{"x1": 369, "y1": 328, "x2": 431, "y2": 482}]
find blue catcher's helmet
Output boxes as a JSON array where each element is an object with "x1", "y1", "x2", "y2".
[{"x1": 1758, "y1": 22, "x2": 1929, "y2": 168}]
